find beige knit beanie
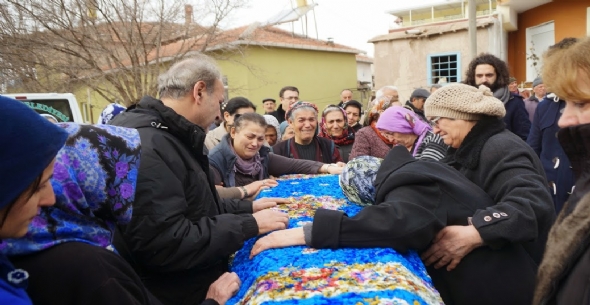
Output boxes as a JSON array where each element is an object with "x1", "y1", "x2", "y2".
[{"x1": 424, "y1": 83, "x2": 506, "y2": 120}]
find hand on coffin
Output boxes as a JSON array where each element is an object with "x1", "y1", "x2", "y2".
[
  {"x1": 252, "y1": 209, "x2": 289, "y2": 235},
  {"x1": 252, "y1": 197, "x2": 291, "y2": 212},
  {"x1": 205, "y1": 272, "x2": 241, "y2": 305},
  {"x1": 243, "y1": 179, "x2": 278, "y2": 200},
  {"x1": 250, "y1": 227, "x2": 306, "y2": 259}
]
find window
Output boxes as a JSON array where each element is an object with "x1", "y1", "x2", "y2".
[{"x1": 427, "y1": 52, "x2": 461, "y2": 85}]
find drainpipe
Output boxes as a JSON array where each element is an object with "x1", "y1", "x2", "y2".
[{"x1": 468, "y1": 0, "x2": 477, "y2": 58}]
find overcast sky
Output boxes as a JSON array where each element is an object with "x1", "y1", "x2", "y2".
[{"x1": 230, "y1": 0, "x2": 449, "y2": 56}]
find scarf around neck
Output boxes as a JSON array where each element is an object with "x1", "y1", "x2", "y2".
[
  {"x1": 494, "y1": 86, "x2": 511, "y2": 104},
  {"x1": 231, "y1": 143, "x2": 264, "y2": 179}
]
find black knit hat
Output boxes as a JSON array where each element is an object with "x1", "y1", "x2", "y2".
[{"x1": 0, "y1": 96, "x2": 68, "y2": 208}]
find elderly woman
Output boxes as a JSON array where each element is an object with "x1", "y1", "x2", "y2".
[
  {"x1": 348, "y1": 96, "x2": 399, "y2": 160},
  {"x1": 204, "y1": 97, "x2": 256, "y2": 150},
  {"x1": 263, "y1": 115, "x2": 280, "y2": 146},
  {"x1": 273, "y1": 102, "x2": 342, "y2": 163},
  {"x1": 318, "y1": 105, "x2": 355, "y2": 162},
  {"x1": 533, "y1": 37, "x2": 590, "y2": 305},
  {"x1": 419, "y1": 84, "x2": 554, "y2": 284},
  {"x1": 209, "y1": 113, "x2": 343, "y2": 189},
  {"x1": 376, "y1": 106, "x2": 447, "y2": 161},
  {"x1": 250, "y1": 145, "x2": 540, "y2": 304}
]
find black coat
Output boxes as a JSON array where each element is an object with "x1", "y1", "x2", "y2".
[
  {"x1": 442, "y1": 117, "x2": 555, "y2": 265},
  {"x1": 527, "y1": 97, "x2": 575, "y2": 213},
  {"x1": 310, "y1": 146, "x2": 537, "y2": 304},
  {"x1": 110, "y1": 96, "x2": 258, "y2": 305}
]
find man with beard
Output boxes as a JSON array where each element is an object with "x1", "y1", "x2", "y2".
[{"x1": 463, "y1": 54, "x2": 531, "y2": 141}]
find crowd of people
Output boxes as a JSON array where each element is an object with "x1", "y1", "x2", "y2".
[{"x1": 0, "y1": 35, "x2": 589, "y2": 305}]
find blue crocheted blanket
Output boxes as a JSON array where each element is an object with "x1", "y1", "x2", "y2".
[{"x1": 228, "y1": 174, "x2": 443, "y2": 305}]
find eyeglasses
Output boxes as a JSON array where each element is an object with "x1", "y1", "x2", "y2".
[{"x1": 429, "y1": 116, "x2": 441, "y2": 127}]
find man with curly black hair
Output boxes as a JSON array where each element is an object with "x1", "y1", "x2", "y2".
[{"x1": 463, "y1": 53, "x2": 531, "y2": 141}]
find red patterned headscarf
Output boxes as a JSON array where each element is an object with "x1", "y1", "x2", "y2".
[{"x1": 318, "y1": 105, "x2": 355, "y2": 146}]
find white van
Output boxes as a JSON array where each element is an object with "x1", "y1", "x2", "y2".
[{"x1": 1, "y1": 93, "x2": 85, "y2": 123}]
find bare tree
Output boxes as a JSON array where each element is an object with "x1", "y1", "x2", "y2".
[{"x1": 0, "y1": 0, "x2": 247, "y2": 106}]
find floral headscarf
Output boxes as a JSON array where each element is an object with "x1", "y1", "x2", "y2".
[
  {"x1": 340, "y1": 156, "x2": 383, "y2": 206},
  {"x1": 0, "y1": 123, "x2": 141, "y2": 255},
  {"x1": 366, "y1": 96, "x2": 396, "y2": 126},
  {"x1": 284, "y1": 101, "x2": 318, "y2": 122},
  {"x1": 318, "y1": 106, "x2": 355, "y2": 146}
]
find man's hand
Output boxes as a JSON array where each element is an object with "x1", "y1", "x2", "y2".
[
  {"x1": 243, "y1": 179, "x2": 278, "y2": 200},
  {"x1": 252, "y1": 197, "x2": 290, "y2": 212},
  {"x1": 421, "y1": 225, "x2": 484, "y2": 271},
  {"x1": 205, "y1": 272, "x2": 240, "y2": 305},
  {"x1": 250, "y1": 227, "x2": 306, "y2": 258},
  {"x1": 252, "y1": 210, "x2": 289, "y2": 235}
]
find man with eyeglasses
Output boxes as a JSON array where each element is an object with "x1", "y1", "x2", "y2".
[
  {"x1": 463, "y1": 54, "x2": 530, "y2": 141},
  {"x1": 269, "y1": 86, "x2": 299, "y2": 123}
]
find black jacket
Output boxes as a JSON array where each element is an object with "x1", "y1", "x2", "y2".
[
  {"x1": 503, "y1": 93, "x2": 531, "y2": 141},
  {"x1": 534, "y1": 123, "x2": 590, "y2": 305},
  {"x1": 110, "y1": 96, "x2": 258, "y2": 305},
  {"x1": 310, "y1": 146, "x2": 537, "y2": 304},
  {"x1": 442, "y1": 117, "x2": 555, "y2": 265},
  {"x1": 268, "y1": 104, "x2": 286, "y2": 123}
]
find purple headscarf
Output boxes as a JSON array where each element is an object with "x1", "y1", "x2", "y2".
[{"x1": 375, "y1": 107, "x2": 432, "y2": 157}]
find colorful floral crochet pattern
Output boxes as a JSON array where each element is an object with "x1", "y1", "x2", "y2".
[{"x1": 228, "y1": 175, "x2": 443, "y2": 305}]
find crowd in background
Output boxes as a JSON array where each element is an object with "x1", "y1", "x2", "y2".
[{"x1": 0, "y1": 36, "x2": 589, "y2": 305}]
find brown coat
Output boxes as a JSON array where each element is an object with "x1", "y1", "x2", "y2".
[
  {"x1": 348, "y1": 126, "x2": 392, "y2": 160},
  {"x1": 534, "y1": 192, "x2": 590, "y2": 305},
  {"x1": 534, "y1": 123, "x2": 590, "y2": 305}
]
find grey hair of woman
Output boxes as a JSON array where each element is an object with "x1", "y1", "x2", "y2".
[
  {"x1": 322, "y1": 105, "x2": 343, "y2": 118},
  {"x1": 375, "y1": 85, "x2": 398, "y2": 99},
  {"x1": 288, "y1": 106, "x2": 318, "y2": 122},
  {"x1": 158, "y1": 54, "x2": 222, "y2": 99}
]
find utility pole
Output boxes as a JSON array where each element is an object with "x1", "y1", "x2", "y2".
[{"x1": 468, "y1": 0, "x2": 477, "y2": 59}]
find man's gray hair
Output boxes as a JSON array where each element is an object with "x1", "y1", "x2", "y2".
[
  {"x1": 158, "y1": 54, "x2": 222, "y2": 99},
  {"x1": 375, "y1": 85, "x2": 398, "y2": 99}
]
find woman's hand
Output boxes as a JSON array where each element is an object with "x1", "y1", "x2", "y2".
[
  {"x1": 242, "y1": 179, "x2": 278, "y2": 200},
  {"x1": 250, "y1": 227, "x2": 306, "y2": 258},
  {"x1": 320, "y1": 163, "x2": 345, "y2": 175},
  {"x1": 421, "y1": 225, "x2": 484, "y2": 271},
  {"x1": 252, "y1": 197, "x2": 291, "y2": 212},
  {"x1": 205, "y1": 272, "x2": 241, "y2": 305}
]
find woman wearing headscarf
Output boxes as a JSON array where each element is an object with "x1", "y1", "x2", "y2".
[
  {"x1": 418, "y1": 83, "x2": 554, "y2": 290},
  {"x1": 318, "y1": 105, "x2": 355, "y2": 162},
  {"x1": 0, "y1": 96, "x2": 239, "y2": 305},
  {"x1": 209, "y1": 113, "x2": 343, "y2": 189},
  {"x1": 348, "y1": 96, "x2": 399, "y2": 160},
  {"x1": 375, "y1": 107, "x2": 447, "y2": 161},
  {"x1": 533, "y1": 37, "x2": 590, "y2": 305},
  {"x1": 273, "y1": 102, "x2": 343, "y2": 163},
  {"x1": 263, "y1": 115, "x2": 280, "y2": 147}
]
